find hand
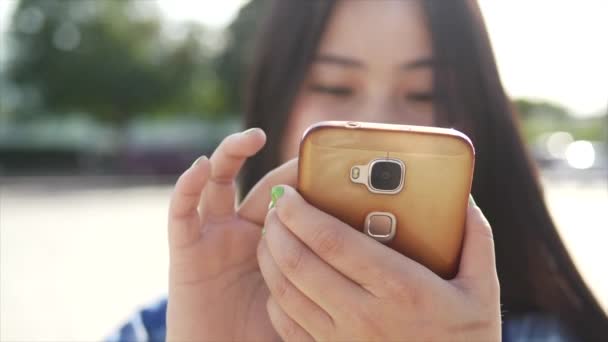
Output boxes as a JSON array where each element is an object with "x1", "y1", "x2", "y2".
[
  {"x1": 166, "y1": 128, "x2": 297, "y2": 342},
  {"x1": 258, "y1": 185, "x2": 501, "y2": 341}
]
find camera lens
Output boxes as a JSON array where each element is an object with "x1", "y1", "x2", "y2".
[{"x1": 370, "y1": 160, "x2": 403, "y2": 192}]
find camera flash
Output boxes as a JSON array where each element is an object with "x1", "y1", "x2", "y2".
[{"x1": 351, "y1": 167, "x2": 360, "y2": 179}]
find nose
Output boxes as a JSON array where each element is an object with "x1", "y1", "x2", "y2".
[
  {"x1": 349, "y1": 88, "x2": 434, "y2": 126},
  {"x1": 355, "y1": 93, "x2": 402, "y2": 124}
]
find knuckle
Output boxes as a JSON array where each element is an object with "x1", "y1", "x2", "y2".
[
  {"x1": 279, "y1": 316, "x2": 300, "y2": 341},
  {"x1": 272, "y1": 274, "x2": 290, "y2": 300},
  {"x1": 268, "y1": 300, "x2": 302, "y2": 342},
  {"x1": 351, "y1": 306, "x2": 384, "y2": 339},
  {"x1": 209, "y1": 173, "x2": 236, "y2": 186},
  {"x1": 310, "y1": 224, "x2": 344, "y2": 259},
  {"x1": 279, "y1": 241, "x2": 306, "y2": 274},
  {"x1": 383, "y1": 273, "x2": 423, "y2": 308}
]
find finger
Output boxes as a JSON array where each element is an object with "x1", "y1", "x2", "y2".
[
  {"x1": 264, "y1": 209, "x2": 371, "y2": 316},
  {"x1": 258, "y1": 236, "x2": 334, "y2": 339},
  {"x1": 237, "y1": 158, "x2": 298, "y2": 226},
  {"x1": 168, "y1": 156, "x2": 211, "y2": 250},
  {"x1": 201, "y1": 128, "x2": 266, "y2": 219},
  {"x1": 272, "y1": 185, "x2": 436, "y2": 297},
  {"x1": 266, "y1": 297, "x2": 315, "y2": 342},
  {"x1": 454, "y1": 196, "x2": 499, "y2": 291}
]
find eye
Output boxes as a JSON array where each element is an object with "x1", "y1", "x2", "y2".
[
  {"x1": 309, "y1": 84, "x2": 354, "y2": 97},
  {"x1": 405, "y1": 91, "x2": 435, "y2": 103}
]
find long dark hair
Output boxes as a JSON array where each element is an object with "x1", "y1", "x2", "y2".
[{"x1": 242, "y1": 0, "x2": 607, "y2": 339}]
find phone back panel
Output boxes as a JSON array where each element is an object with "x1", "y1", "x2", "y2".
[{"x1": 297, "y1": 121, "x2": 475, "y2": 279}]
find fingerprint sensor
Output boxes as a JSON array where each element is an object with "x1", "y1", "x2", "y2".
[{"x1": 364, "y1": 212, "x2": 396, "y2": 243}]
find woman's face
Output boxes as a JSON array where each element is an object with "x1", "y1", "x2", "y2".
[{"x1": 281, "y1": 0, "x2": 435, "y2": 161}]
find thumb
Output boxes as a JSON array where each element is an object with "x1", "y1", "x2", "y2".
[{"x1": 455, "y1": 196, "x2": 498, "y2": 286}]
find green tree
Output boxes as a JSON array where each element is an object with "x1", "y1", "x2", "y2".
[
  {"x1": 514, "y1": 98, "x2": 607, "y2": 143},
  {"x1": 513, "y1": 98, "x2": 570, "y2": 121},
  {"x1": 5, "y1": 0, "x2": 211, "y2": 123}
]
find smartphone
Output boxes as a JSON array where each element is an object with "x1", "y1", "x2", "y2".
[{"x1": 297, "y1": 121, "x2": 475, "y2": 279}]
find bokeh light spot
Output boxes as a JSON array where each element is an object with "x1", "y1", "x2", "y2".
[{"x1": 566, "y1": 140, "x2": 596, "y2": 169}]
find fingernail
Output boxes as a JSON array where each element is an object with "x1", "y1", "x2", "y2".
[
  {"x1": 191, "y1": 155, "x2": 207, "y2": 168},
  {"x1": 269, "y1": 185, "x2": 285, "y2": 209},
  {"x1": 261, "y1": 227, "x2": 266, "y2": 236},
  {"x1": 469, "y1": 194, "x2": 477, "y2": 207},
  {"x1": 243, "y1": 127, "x2": 260, "y2": 135}
]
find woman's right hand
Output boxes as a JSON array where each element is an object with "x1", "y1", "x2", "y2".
[{"x1": 166, "y1": 128, "x2": 296, "y2": 341}]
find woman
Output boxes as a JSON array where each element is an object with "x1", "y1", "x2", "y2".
[{"x1": 111, "y1": 0, "x2": 608, "y2": 341}]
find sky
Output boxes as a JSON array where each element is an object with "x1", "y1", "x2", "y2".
[{"x1": 1, "y1": 0, "x2": 606, "y2": 117}]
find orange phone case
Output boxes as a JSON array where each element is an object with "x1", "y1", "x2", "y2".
[{"x1": 297, "y1": 121, "x2": 475, "y2": 279}]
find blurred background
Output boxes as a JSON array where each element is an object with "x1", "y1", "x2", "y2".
[{"x1": 0, "y1": 0, "x2": 606, "y2": 340}]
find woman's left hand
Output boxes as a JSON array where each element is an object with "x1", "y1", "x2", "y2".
[{"x1": 257, "y1": 185, "x2": 501, "y2": 342}]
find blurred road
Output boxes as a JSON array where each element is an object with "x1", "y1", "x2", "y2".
[{"x1": 1, "y1": 174, "x2": 607, "y2": 341}]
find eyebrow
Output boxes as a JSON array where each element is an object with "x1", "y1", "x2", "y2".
[
  {"x1": 314, "y1": 54, "x2": 435, "y2": 70},
  {"x1": 314, "y1": 54, "x2": 363, "y2": 68},
  {"x1": 400, "y1": 58, "x2": 435, "y2": 70}
]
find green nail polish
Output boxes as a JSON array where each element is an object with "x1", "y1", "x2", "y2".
[
  {"x1": 469, "y1": 194, "x2": 477, "y2": 207},
  {"x1": 261, "y1": 227, "x2": 266, "y2": 236},
  {"x1": 269, "y1": 185, "x2": 285, "y2": 209}
]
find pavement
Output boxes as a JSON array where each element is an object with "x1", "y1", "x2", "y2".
[{"x1": 1, "y1": 175, "x2": 606, "y2": 341}]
